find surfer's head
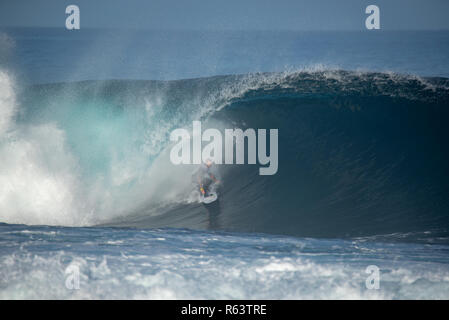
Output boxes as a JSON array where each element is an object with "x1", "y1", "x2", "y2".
[{"x1": 205, "y1": 158, "x2": 213, "y2": 167}]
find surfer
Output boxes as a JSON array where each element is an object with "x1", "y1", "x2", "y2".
[{"x1": 195, "y1": 159, "x2": 219, "y2": 196}]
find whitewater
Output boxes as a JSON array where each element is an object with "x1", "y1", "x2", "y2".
[{"x1": 1, "y1": 29, "x2": 449, "y2": 299}]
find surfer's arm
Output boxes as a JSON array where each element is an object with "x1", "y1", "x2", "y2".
[
  {"x1": 199, "y1": 180, "x2": 205, "y2": 194},
  {"x1": 196, "y1": 173, "x2": 206, "y2": 194}
]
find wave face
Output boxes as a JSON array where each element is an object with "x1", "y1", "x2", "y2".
[{"x1": 1, "y1": 70, "x2": 449, "y2": 241}]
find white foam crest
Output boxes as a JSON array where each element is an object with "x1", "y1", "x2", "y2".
[
  {"x1": 0, "y1": 71, "x2": 16, "y2": 136},
  {"x1": 2, "y1": 250, "x2": 449, "y2": 299},
  {"x1": 0, "y1": 71, "x2": 91, "y2": 226},
  {"x1": 0, "y1": 124, "x2": 89, "y2": 226},
  {"x1": 190, "y1": 65, "x2": 443, "y2": 121}
]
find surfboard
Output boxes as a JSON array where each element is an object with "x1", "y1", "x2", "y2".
[{"x1": 202, "y1": 192, "x2": 218, "y2": 204}]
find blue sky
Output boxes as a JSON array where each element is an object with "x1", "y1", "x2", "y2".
[{"x1": 1, "y1": 0, "x2": 449, "y2": 30}]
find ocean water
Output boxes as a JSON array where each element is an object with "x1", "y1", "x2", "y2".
[{"x1": 1, "y1": 28, "x2": 449, "y2": 299}]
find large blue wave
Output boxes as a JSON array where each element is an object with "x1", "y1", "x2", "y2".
[{"x1": 4, "y1": 70, "x2": 449, "y2": 242}]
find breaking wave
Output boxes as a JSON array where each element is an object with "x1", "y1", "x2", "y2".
[{"x1": 1, "y1": 69, "x2": 448, "y2": 241}]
